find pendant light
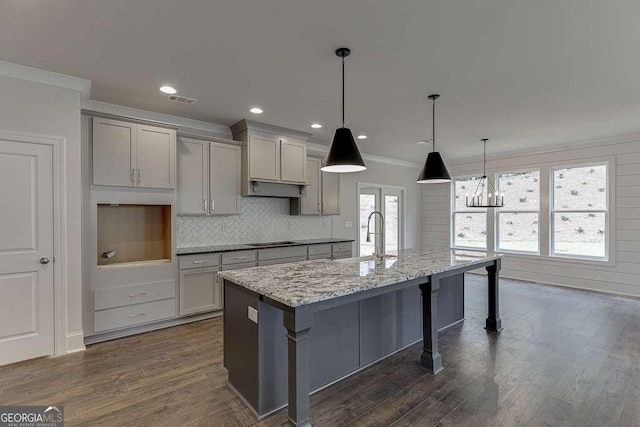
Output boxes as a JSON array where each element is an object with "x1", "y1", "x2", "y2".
[
  {"x1": 466, "y1": 138, "x2": 504, "y2": 208},
  {"x1": 417, "y1": 94, "x2": 451, "y2": 184},
  {"x1": 322, "y1": 48, "x2": 367, "y2": 173}
]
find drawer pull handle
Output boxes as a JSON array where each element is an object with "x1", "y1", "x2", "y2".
[
  {"x1": 192, "y1": 260, "x2": 207, "y2": 264},
  {"x1": 129, "y1": 313, "x2": 146, "y2": 318},
  {"x1": 129, "y1": 292, "x2": 147, "y2": 297},
  {"x1": 233, "y1": 256, "x2": 247, "y2": 260}
]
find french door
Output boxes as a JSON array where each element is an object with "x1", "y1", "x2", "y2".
[{"x1": 359, "y1": 186, "x2": 403, "y2": 256}]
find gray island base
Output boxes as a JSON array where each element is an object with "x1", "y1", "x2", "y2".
[{"x1": 219, "y1": 247, "x2": 502, "y2": 426}]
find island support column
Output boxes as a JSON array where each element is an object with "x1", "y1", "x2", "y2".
[
  {"x1": 485, "y1": 258, "x2": 503, "y2": 332},
  {"x1": 419, "y1": 276, "x2": 443, "y2": 374},
  {"x1": 283, "y1": 307, "x2": 314, "y2": 427}
]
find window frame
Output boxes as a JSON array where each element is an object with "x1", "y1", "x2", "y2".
[
  {"x1": 451, "y1": 175, "x2": 488, "y2": 250},
  {"x1": 495, "y1": 169, "x2": 542, "y2": 255},
  {"x1": 549, "y1": 160, "x2": 611, "y2": 262}
]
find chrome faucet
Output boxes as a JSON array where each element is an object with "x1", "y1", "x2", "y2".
[{"x1": 366, "y1": 211, "x2": 385, "y2": 259}]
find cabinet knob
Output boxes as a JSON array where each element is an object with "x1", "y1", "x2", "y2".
[{"x1": 40, "y1": 257, "x2": 50, "y2": 264}]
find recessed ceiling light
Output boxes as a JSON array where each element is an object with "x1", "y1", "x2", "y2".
[
  {"x1": 159, "y1": 86, "x2": 177, "y2": 94},
  {"x1": 357, "y1": 135, "x2": 368, "y2": 140},
  {"x1": 415, "y1": 138, "x2": 438, "y2": 145},
  {"x1": 250, "y1": 107, "x2": 263, "y2": 114},
  {"x1": 311, "y1": 123, "x2": 322, "y2": 129}
]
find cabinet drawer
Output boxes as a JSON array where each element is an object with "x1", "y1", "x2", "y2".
[
  {"x1": 333, "y1": 251, "x2": 352, "y2": 260},
  {"x1": 308, "y1": 254, "x2": 331, "y2": 261},
  {"x1": 222, "y1": 250, "x2": 257, "y2": 265},
  {"x1": 94, "y1": 280, "x2": 175, "y2": 311},
  {"x1": 179, "y1": 253, "x2": 220, "y2": 270},
  {"x1": 258, "y1": 256, "x2": 307, "y2": 267},
  {"x1": 94, "y1": 299, "x2": 176, "y2": 332},
  {"x1": 258, "y1": 246, "x2": 306, "y2": 261},
  {"x1": 308, "y1": 244, "x2": 331, "y2": 256},
  {"x1": 332, "y1": 242, "x2": 352, "y2": 253},
  {"x1": 220, "y1": 261, "x2": 257, "y2": 271}
]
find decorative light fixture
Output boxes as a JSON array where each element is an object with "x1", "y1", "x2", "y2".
[
  {"x1": 321, "y1": 47, "x2": 367, "y2": 173},
  {"x1": 466, "y1": 138, "x2": 504, "y2": 208},
  {"x1": 417, "y1": 95, "x2": 451, "y2": 184}
]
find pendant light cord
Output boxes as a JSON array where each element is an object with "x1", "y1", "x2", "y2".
[
  {"x1": 432, "y1": 97, "x2": 436, "y2": 152},
  {"x1": 483, "y1": 138, "x2": 487, "y2": 177},
  {"x1": 342, "y1": 56, "x2": 345, "y2": 128}
]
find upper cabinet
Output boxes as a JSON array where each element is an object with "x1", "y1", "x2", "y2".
[
  {"x1": 177, "y1": 137, "x2": 241, "y2": 216},
  {"x1": 291, "y1": 156, "x2": 341, "y2": 216},
  {"x1": 231, "y1": 120, "x2": 311, "y2": 196},
  {"x1": 92, "y1": 117, "x2": 176, "y2": 189}
]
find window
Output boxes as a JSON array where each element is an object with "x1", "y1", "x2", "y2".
[
  {"x1": 551, "y1": 164, "x2": 608, "y2": 259},
  {"x1": 496, "y1": 171, "x2": 540, "y2": 253},
  {"x1": 452, "y1": 177, "x2": 487, "y2": 249}
]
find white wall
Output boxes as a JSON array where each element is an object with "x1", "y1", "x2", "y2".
[
  {"x1": 0, "y1": 74, "x2": 84, "y2": 351},
  {"x1": 422, "y1": 134, "x2": 640, "y2": 298},
  {"x1": 332, "y1": 160, "x2": 422, "y2": 252}
]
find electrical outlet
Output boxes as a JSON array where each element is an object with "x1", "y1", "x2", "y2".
[
  {"x1": 344, "y1": 221, "x2": 353, "y2": 228},
  {"x1": 248, "y1": 306, "x2": 258, "y2": 323}
]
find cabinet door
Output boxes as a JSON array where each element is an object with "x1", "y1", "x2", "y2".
[
  {"x1": 92, "y1": 117, "x2": 136, "y2": 187},
  {"x1": 177, "y1": 140, "x2": 209, "y2": 215},
  {"x1": 136, "y1": 125, "x2": 176, "y2": 189},
  {"x1": 322, "y1": 171, "x2": 341, "y2": 215},
  {"x1": 179, "y1": 267, "x2": 221, "y2": 316},
  {"x1": 301, "y1": 158, "x2": 321, "y2": 215},
  {"x1": 280, "y1": 138, "x2": 307, "y2": 184},
  {"x1": 248, "y1": 135, "x2": 280, "y2": 181},
  {"x1": 210, "y1": 143, "x2": 241, "y2": 215}
]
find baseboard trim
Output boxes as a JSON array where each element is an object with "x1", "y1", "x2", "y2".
[
  {"x1": 84, "y1": 311, "x2": 223, "y2": 345},
  {"x1": 65, "y1": 331, "x2": 86, "y2": 354}
]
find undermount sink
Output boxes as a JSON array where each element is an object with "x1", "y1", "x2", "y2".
[{"x1": 248, "y1": 241, "x2": 296, "y2": 247}]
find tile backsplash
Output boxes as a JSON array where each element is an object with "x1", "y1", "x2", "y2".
[{"x1": 177, "y1": 197, "x2": 332, "y2": 248}]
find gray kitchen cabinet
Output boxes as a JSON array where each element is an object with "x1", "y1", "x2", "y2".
[
  {"x1": 248, "y1": 134, "x2": 280, "y2": 181},
  {"x1": 322, "y1": 169, "x2": 341, "y2": 215},
  {"x1": 92, "y1": 117, "x2": 136, "y2": 187},
  {"x1": 177, "y1": 139, "x2": 208, "y2": 214},
  {"x1": 92, "y1": 117, "x2": 176, "y2": 189},
  {"x1": 136, "y1": 125, "x2": 176, "y2": 188},
  {"x1": 300, "y1": 158, "x2": 321, "y2": 214},
  {"x1": 291, "y1": 157, "x2": 341, "y2": 215},
  {"x1": 179, "y1": 267, "x2": 222, "y2": 316},
  {"x1": 280, "y1": 137, "x2": 307, "y2": 184},
  {"x1": 210, "y1": 142, "x2": 241, "y2": 214},
  {"x1": 177, "y1": 137, "x2": 241, "y2": 215}
]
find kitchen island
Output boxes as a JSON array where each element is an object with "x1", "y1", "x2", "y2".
[{"x1": 219, "y1": 247, "x2": 502, "y2": 427}]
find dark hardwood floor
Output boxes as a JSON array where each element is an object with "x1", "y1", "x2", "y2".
[{"x1": 1, "y1": 275, "x2": 639, "y2": 426}]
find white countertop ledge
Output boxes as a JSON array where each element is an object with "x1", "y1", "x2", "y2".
[{"x1": 218, "y1": 247, "x2": 501, "y2": 308}]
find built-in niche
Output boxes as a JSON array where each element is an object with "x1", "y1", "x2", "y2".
[{"x1": 97, "y1": 204, "x2": 172, "y2": 268}]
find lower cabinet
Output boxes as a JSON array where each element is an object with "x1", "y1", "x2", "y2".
[
  {"x1": 94, "y1": 299, "x2": 176, "y2": 333},
  {"x1": 180, "y1": 267, "x2": 222, "y2": 316}
]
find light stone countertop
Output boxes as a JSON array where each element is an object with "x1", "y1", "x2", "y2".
[{"x1": 218, "y1": 247, "x2": 500, "y2": 308}]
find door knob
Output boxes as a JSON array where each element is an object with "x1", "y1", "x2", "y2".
[{"x1": 40, "y1": 257, "x2": 50, "y2": 264}]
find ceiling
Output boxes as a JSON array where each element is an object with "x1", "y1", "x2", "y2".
[{"x1": 2, "y1": 0, "x2": 640, "y2": 162}]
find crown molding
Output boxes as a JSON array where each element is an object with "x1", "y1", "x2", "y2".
[
  {"x1": 230, "y1": 119, "x2": 313, "y2": 140},
  {"x1": 0, "y1": 60, "x2": 91, "y2": 101},
  {"x1": 82, "y1": 100, "x2": 232, "y2": 137},
  {"x1": 307, "y1": 142, "x2": 420, "y2": 169}
]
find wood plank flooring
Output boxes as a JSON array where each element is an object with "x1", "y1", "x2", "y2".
[{"x1": 1, "y1": 275, "x2": 639, "y2": 426}]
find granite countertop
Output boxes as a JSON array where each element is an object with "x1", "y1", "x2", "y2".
[
  {"x1": 218, "y1": 247, "x2": 500, "y2": 308},
  {"x1": 177, "y1": 238, "x2": 354, "y2": 255}
]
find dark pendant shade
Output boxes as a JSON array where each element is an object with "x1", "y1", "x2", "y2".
[
  {"x1": 322, "y1": 127, "x2": 367, "y2": 173},
  {"x1": 417, "y1": 151, "x2": 451, "y2": 184}
]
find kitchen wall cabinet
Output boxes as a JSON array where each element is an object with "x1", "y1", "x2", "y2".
[
  {"x1": 177, "y1": 137, "x2": 241, "y2": 215},
  {"x1": 92, "y1": 117, "x2": 176, "y2": 189},
  {"x1": 231, "y1": 120, "x2": 312, "y2": 196},
  {"x1": 291, "y1": 157, "x2": 341, "y2": 215}
]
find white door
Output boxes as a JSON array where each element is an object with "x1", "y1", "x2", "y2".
[
  {"x1": 0, "y1": 139, "x2": 54, "y2": 365},
  {"x1": 359, "y1": 186, "x2": 403, "y2": 256}
]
